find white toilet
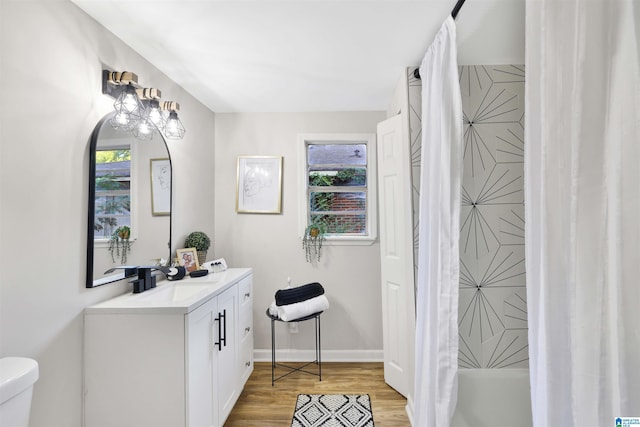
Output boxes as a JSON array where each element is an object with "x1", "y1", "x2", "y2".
[{"x1": 0, "y1": 357, "x2": 39, "y2": 427}]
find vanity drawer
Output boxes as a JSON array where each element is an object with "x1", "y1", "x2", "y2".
[
  {"x1": 239, "y1": 304, "x2": 252, "y2": 340},
  {"x1": 239, "y1": 325, "x2": 254, "y2": 383},
  {"x1": 238, "y1": 276, "x2": 252, "y2": 310},
  {"x1": 236, "y1": 275, "x2": 253, "y2": 386}
]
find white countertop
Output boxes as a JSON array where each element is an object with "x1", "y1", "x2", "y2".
[{"x1": 85, "y1": 267, "x2": 252, "y2": 315}]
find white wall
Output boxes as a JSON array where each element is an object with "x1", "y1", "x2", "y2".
[
  {"x1": 0, "y1": 1, "x2": 215, "y2": 426},
  {"x1": 456, "y1": 0, "x2": 525, "y2": 65},
  {"x1": 214, "y1": 112, "x2": 386, "y2": 358}
]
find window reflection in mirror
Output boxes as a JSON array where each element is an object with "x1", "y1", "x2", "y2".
[
  {"x1": 94, "y1": 148, "x2": 132, "y2": 239},
  {"x1": 87, "y1": 113, "x2": 172, "y2": 288}
]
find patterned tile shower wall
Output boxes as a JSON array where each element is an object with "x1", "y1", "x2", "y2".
[{"x1": 407, "y1": 65, "x2": 528, "y2": 369}]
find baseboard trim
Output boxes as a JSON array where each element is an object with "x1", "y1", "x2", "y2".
[
  {"x1": 254, "y1": 349, "x2": 383, "y2": 363},
  {"x1": 405, "y1": 395, "x2": 415, "y2": 426}
]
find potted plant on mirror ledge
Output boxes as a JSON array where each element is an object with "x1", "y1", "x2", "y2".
[
  {"x1": 302, "y1": 221, "x2": 327, "y2": 263},
  {"x1": 108, "y1": 225, "x2": 131, "y2": 264},
  {"x1": 185, "y1": 231, "x2": 211, "y2": 265}
]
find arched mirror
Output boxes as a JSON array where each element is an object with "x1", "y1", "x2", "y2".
[{"x1": 86, "y1": 112, "x2": 172, "y2": 287}]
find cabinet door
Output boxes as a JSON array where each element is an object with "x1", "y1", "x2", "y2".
[
  {"x1": 85, "y1": 313, "x2": 186, "y2": 427},
  {"x1": 216, "y1": 285, "x2": 238, "y2": 425},
  {"x1": 187, "y1": 297, "x2": 217, "y2": 427}
]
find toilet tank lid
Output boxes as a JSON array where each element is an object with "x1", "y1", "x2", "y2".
[{"x1": 0, "y1": 357, "x2": 39, "y2": 404}]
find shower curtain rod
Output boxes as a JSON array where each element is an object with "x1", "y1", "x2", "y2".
[
  {"x1": 451, "y1": 0, "x2": 466, "y2": 19},
  {"x1": 413, "y1": 0, "x2": 467, "y2": 79}
]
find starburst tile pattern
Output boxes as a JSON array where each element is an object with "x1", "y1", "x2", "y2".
[
  {"x1": 408, "y1": 64, "x2": 527, "y2": 370},
  {"x1": 408, "y1": 67, "x2": 423, "y2": 277},
  {"x1": 458, "y1": 287, "x2": 505, "y2": 343},
  {"x1": 460, "y1": 246, "x2": 526, "y2": 290},
  {"x1": 482, "y1": 329, "x2": 529, "y2": 368},
  {"x1": 495, "y1": 126, "x2": 524, "y2": 164},
  {"x1": 504, "y1": 290, "x2": 528, "y2": 329},
  {"x1": 499, "y1": 207, "x2": 525, "y2": 246},
  {"x1": 460, "y1": 65, "x2": 524, "y2": 179},
  {"x1": 461, "y1": 164, "x2": 524, "y2": 259}
]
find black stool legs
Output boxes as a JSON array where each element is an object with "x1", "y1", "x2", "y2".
[{"x1": 268, "y1": 310, "x2": 323, "y2": 386}]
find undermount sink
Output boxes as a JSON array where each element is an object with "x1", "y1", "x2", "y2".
[{"x1": 137, "y1": 283, "x2": 214, "y2": 303}]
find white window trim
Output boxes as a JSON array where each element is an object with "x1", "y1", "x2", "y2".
[{"x1": 298, "y1": 133, "x2": 377, "y2": 246}]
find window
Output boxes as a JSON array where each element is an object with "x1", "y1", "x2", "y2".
[
  {"x1": 299, "y1": 134, "x2": 377, "y2": 244},
  {"x1": 94, "y1": 147, "x2": 132, "y2": 240}
]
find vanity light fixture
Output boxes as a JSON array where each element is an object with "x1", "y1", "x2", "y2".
[
  {"x1": 113, "y1": 84, "x2": 144, "y2": 124},
  {"x1": 133, "y1": 88, "x2": 162, "y2": 140},
  {"x1": 132, "y1": 117, "x2": 155, "y2": 140},
  {"x1": 163, "y1": 110, "x2": 186, "y2": 140},
  {"x1": 102, "y1": 70, "x2": 185, "y2": 140},
  {"x1": 110, "y1": 84, "x2": 144, "y2": 131},
  {"x1": 142, "y1": 99, "x2": 166, "y2": 130},
  {"x1": 105, "y1": 71, "x2": 141, "y2": 131}
]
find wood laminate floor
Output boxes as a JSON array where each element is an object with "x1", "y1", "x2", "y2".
[{"x1": 225, "y1": 362, "x2": 410, "y2": 426}]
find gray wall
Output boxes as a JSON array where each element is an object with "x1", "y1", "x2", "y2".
[
  {"x1": 214, "y1": 112, "x2": 386, "y2": 358},
  {"x1": 0, "y1": 1, "x2": 215, "y2": 426}
]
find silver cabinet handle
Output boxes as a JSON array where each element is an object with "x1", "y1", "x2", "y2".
[
  {"x1": 244, "y1": 292, "x2": 251, "y2": 298},
  {"x1": 245, "y1": 361, "x2": 251, "y2": 367},
  {"x1": 245, "y1": 326, "x2": 251, "y2": 332}
]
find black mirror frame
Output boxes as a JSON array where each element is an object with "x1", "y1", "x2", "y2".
[{"x1": 86, "y1": 112, "x2": 173, "y2": 288}]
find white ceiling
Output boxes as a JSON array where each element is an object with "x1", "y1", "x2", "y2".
[{"x1": 72, "y1": 0, "x2": 524, "y2": 113}]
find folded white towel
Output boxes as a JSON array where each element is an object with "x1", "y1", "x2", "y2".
[{"x1": 268, "y1": 295, "x2": 329, "y2": 321}]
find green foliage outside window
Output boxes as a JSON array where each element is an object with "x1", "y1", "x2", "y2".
[
  {"x1": 94, "y1": 148, "x2": 131, "y2": 238},
  {"x1": 96, "y1": 149, "x2": 131, "y2": 164},
  {"x1": 95, "y1": 173, "x2": 130, "y2": 236},
  {"x1": 309, "y1": 168, "x2": 366, "y2": 186}
]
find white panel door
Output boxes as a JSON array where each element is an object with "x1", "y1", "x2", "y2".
[{"x1": 377, "y1": 114, "x2": 416, "y2": 397}]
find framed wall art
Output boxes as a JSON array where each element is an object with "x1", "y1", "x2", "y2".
[
  {"x1": 236, "y1": 156, "x2": 283, "y2": 214},
  {"x1": 150, "y1": 158, "x2": 171, "y2": 216}
]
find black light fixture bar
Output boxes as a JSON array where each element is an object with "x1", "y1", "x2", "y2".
[
  {"x1": 102, "y1": 70, "x2": 174, "y2": 107},
  {"x1": 102, "y1": 70, "x2": 139, "y2": 99}
]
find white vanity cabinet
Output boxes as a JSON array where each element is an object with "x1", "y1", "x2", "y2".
[
  {"x1": 84, "y1": 268, "x2": 253, "y2": 427},
  {"x1": 237, "y1": 275, "x2": 254, "y2": 384}
]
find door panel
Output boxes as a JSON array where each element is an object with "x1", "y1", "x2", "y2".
[{"x1": 377, "y1": 114, "x2": 416, "y2": 397}]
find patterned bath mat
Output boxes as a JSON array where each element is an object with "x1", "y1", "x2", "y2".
[{"x1": 291, "y1": 394, "x2": 374, "y2": 427}]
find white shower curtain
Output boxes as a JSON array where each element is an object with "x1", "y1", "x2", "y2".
[
  {"x1": 414, "y1": 16, "x2": 462, "y2": 427},
  {"x1": 525, "y1": 0, "x2": 640, "y2": 425}
]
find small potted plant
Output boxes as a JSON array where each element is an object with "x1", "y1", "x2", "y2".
[
  {"x1": 302, "y1": 221, "x2": 327, "y2": 263},
  {"x1": 185, "y1": 231, "x2": 211, "y2": 265},
  {"x1": 109, "y1": 225, "x2": 131, "y2": 264}
]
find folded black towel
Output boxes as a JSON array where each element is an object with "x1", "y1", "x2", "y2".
[{"x1": 275, "y1": 282, "x2": 324, "y2": 306}]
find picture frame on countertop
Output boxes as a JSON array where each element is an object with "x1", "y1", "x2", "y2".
[{"x1": 176, "y1": 247, "x2": 200, "y2": 273}]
